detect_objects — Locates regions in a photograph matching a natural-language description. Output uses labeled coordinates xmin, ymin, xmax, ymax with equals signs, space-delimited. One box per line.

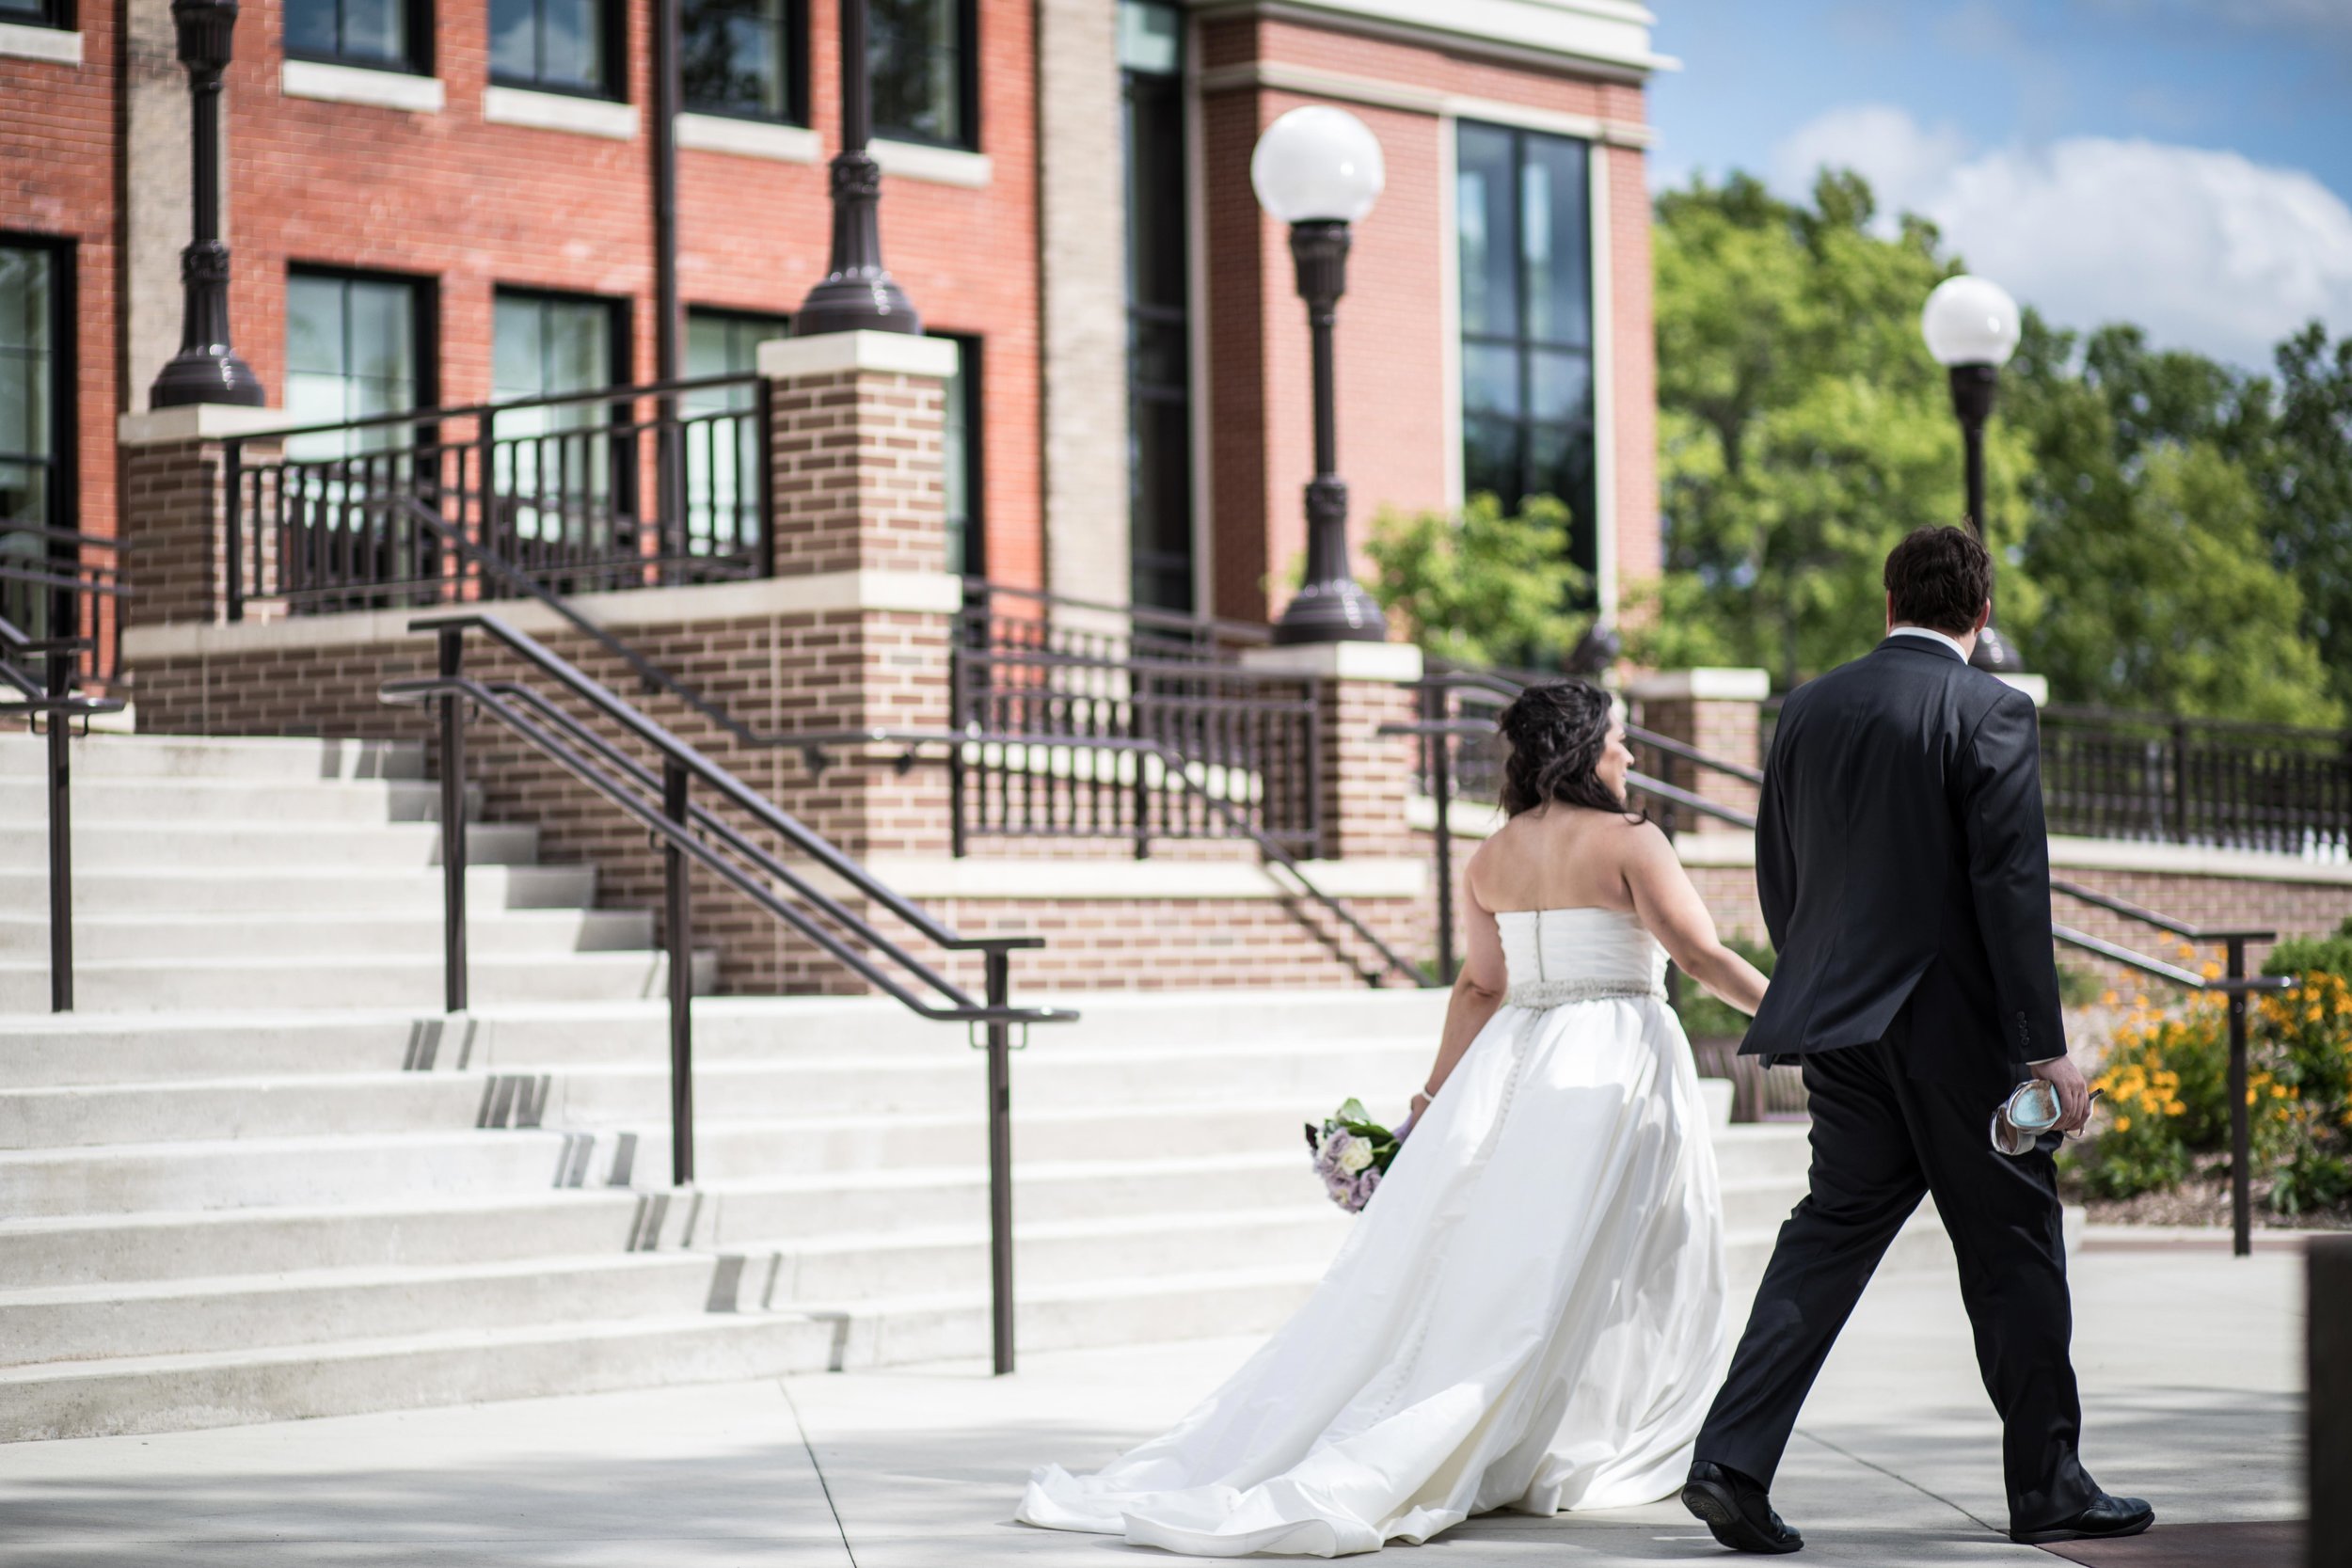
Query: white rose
xmin=1336 ymin=1136 xmax=1375 ymax=1175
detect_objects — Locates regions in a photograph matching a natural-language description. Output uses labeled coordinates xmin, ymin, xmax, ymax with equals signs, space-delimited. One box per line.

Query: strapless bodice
xmin=1495 ymin=907 xmax=1668 ymax=1007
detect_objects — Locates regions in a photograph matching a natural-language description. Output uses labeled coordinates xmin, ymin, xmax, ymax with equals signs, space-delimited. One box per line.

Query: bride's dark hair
xmin=1496 ymin=678 xmax=1634 ymax=818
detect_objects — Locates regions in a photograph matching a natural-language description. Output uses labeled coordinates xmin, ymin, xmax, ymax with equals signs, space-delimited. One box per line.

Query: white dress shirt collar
xmin=1886 ymin=625 xmax=1969 ymax=662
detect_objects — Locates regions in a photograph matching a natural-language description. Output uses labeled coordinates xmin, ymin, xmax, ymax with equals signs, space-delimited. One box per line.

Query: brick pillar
xmin=1240 ymin=641 xmax=1424 ymax=861
xmin=1625 ymin=667 xmax=1768 ymax=832
xmin=756 ymin=331 xmax=962 ymax=861
xmin=115 ymin=404 xmax=290 ymax=628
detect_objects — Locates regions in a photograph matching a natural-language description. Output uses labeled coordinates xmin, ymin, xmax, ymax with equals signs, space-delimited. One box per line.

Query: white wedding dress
xmin=1018 ymin=907 xmax=1728 ymax=1557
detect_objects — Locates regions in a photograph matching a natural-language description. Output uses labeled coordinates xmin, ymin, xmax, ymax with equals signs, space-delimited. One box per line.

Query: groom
xmin=1680 ymin=526 xmax=2153 ymax=1554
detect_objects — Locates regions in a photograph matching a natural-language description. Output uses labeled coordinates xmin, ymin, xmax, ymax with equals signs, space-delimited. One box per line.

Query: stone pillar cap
xmin=118 ymin=404 xmax=293 ymax=446
xmin=758 ymin=331 xmax=959 ymax=381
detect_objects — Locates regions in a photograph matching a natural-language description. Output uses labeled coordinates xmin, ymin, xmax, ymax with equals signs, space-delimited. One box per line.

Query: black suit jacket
xmin=1740 ymin=635 xmax=2067 ymax=1084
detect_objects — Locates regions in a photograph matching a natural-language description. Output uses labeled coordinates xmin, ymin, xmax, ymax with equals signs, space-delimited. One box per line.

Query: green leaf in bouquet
xmin=1334 ymin=1098 xmax=1371 ymax=1126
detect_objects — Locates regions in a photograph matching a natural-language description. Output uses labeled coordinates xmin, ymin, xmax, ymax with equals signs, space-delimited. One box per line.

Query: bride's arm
xmin=1409 ymin=868 xmax=1508 ymax=1123
xmin=1622 ymin=820 xmax=1769 ymax=1016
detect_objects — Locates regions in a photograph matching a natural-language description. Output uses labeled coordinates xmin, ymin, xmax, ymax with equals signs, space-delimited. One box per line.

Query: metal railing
xmin=381 ymin=611 xmax=1074 ymax=1374
xmin=1 ymin=524 xmax=128 ymax=696
xmin=958 ymin=578 xmax=1273 ymax=666
xmin=2038 ymin=705 xmax=2352 ymax=860
xmin=225 ymin=373 xmax=771 ymax=619
xmin=0 ymin=623 xmax=128 ymax=1012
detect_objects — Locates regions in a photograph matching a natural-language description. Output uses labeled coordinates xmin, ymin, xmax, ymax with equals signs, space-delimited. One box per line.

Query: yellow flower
xmin=2115 ymin=1115 xmax=2133 ymax=1132
xmin=2101 ymin=990 xmax=2120 ymax=1007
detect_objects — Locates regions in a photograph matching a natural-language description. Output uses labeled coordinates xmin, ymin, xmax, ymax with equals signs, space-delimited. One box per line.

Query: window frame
xmin=0 ymin=0 xmax=72 ymax=33
xmin=678 ymin=0 xmax=809 ymax=126
xmin=929 ymin=331 xmax=982 ymax=579
xmin=0 ymin=233 xmax=77 ymax=640
xmin=489 ymin=285 xmax=636 ymax=527
xmin=1454 ymin=119 xmax=1599 ymax=579
xmin=1120 ymin=2 xmax=1193 ymax=613
xmin=280 ymin=0 xmax=435 ymax=76
xmin=283 ymin=262 xmax=440 ymax=439
xmin=868 ymin=0 xmax=979 ymax=152
xmin=487 ymin=0 xmax=628 ymax=101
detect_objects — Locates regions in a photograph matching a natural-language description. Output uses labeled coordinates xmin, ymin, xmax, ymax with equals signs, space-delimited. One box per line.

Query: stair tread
xmin=0 ymin=1248 xmax=713 ymax=1309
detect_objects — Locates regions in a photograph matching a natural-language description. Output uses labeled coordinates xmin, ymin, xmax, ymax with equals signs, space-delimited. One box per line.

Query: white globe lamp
xmin=1921 ymin=274 xmax=2025 ymax=673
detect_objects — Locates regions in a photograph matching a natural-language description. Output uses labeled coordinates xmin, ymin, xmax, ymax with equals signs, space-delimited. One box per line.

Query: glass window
xmin=490 ymin=0 xmax=612 ymax=96
xmin=683 ymin=0 xmax=801 ymax=121
xmin=1120 ymin=0 xmax=1191 ymax=612
xmin=284 ymin=270 xmax=425 ymax=462
xmin=935 ymin=334 xmax=979 ymax=578
xmin=0 ymin=243 xmax=59 ymax=637
xmin=492 ymin=291 xmax=622 ymax=542
xmin=682 ymin=309 xmax=787 ymax=563
xmin=1456 ymin=121 xmax=1597 ymax=578
xmin=870 ymin=0 xmax=973 ymax=149
xmin=0 ymin=0 xmax=68 ymax=28
xmin=284 ymin=0 xmax=420 ymax=71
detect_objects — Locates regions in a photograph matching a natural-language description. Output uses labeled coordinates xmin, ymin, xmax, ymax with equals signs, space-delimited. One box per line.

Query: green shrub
xmin=1675 ymin=935 xmax=1775 ymax=1041
xmin=1363 ymin=493 xmax=1591 ymax=669
xmin=2266 ymin=915 xmax=2352 ymax=984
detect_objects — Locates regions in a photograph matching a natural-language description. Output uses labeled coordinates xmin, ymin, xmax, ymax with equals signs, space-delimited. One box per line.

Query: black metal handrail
xmin=1 ymin=526 xmax=129 ymax=695
xmin=1 ymin=628 xmax=128 ymax=1013
xmin=784 ymin=723 xmax=1429 ymax=990
xmin=381 ymin=610 xmax=1073 ymax=1374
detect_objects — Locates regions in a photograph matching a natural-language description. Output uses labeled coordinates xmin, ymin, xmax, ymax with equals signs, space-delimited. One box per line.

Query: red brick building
xmin=2 ymin=0 xmax=1667 ymax=635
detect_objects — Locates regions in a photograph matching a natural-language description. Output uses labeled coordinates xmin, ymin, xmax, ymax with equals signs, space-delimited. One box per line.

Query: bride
xmin=1018 ymin=678 xmax=1772 ymax=1557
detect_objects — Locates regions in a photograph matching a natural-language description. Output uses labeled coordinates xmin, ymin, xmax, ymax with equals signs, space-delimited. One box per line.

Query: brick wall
xmin=769 ymin=370 xmax=951 ymax=577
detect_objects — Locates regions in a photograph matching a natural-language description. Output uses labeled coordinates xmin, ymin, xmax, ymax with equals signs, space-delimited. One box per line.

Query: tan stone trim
xmin=1188 ymin=0 xmax=1674 ymax=81
xmin=1197 ymin=60 xmax=1657 ymax=146
xmin=1563 ymin=825 xmax=2352 ymax=888
xmin=116 ymin=404 xmax=294 ymax=446
xmin=0 ymin=21 xmax=83 ymax=63
xmin=843 ymin=854 xmax=1428 ymax=900
xmin=675 ymin=113 xmax=821 ymax=163
xmin=481 ymin=86 xmax=639 ymax=140
xmin=1626 ymin=667 xmax=1772 ymax=702
xmin=1240 ymin=640 xmax=1424 ymax=683
xmin=122 ymin=571 xmax=962 ymax=660
xmin=757 ymin=330 xmax=960 ymax=381
xmin=871 ymin=137 xmax=994 ymax=188
xmin=281 ymin=59 xmax=446 ymax=114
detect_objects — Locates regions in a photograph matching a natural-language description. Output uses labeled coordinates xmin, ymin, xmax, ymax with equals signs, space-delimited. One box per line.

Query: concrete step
xmin=0 ymin=734 xmax=425 ymax=784
xmin=0 ymin=1310 xmax=844 ymax=1443
xmin=0 ymin=948 xmax=714 ymax=1013
xmin=0 ymin=820 xmax=541 ymax=872
xmin=0 ymin=863 xmax=599 ymax=919
xmin=0 ymin=777 xmax=481 ymax=827
xmin=0 ymin=908 xmax=655 ymax=962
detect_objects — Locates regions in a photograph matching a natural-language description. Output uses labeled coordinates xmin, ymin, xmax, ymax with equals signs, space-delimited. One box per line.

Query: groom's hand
xmin=2028 ymin=1054 xmax=2092 ymax=1132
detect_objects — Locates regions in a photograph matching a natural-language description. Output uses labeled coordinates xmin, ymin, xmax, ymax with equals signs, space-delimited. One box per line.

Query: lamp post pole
xmin=1277 ymin=218 xmax=1385 ymax=643
xmin=1945 ymin=361 xmax=2021 ymax=672
xmin=794 ymin=0 xmax=919 ymax=336
xmin=1922 ymin=275 xmax=2024 ymax=674
xmin=151 ymin=0 xmax=263 ymax=409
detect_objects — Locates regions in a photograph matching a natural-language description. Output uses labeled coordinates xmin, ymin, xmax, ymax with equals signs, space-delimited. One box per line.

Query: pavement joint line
xmin=1792 ymin=1425 xmax=2007 ymax=1537
xmin=780 ymin=1375 xmax=860 ymax=1568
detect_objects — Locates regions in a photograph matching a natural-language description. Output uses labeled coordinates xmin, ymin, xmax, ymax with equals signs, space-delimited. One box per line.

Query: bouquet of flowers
xmin=1305 ymin=1098 xmax=1404 ymax=1213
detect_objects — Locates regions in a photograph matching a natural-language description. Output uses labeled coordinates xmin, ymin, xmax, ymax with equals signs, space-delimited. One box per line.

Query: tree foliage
xmin=1364 ymin=493 xmax=1589 ymax=668
xmin=1640 ymin=169 xmax=2348 ymax=725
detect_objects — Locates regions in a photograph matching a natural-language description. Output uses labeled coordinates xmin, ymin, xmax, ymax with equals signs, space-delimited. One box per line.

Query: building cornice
xmin=1186 ymin=0 xmax=1677 ymax=83
xmin=1197 ymin=59 xmax=1655 ymax=147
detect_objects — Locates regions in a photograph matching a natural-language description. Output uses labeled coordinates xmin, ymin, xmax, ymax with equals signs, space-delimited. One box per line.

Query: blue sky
xmin=1645 ymin=0 xmax=2352 ymax=370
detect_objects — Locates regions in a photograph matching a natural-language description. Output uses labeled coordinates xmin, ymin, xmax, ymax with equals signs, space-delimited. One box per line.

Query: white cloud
xmin=1771 ymin=104 xmax=2352 ymax=368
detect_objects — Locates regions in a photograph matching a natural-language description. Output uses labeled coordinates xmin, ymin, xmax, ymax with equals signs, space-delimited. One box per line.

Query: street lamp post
xmin=1251 ymin=106 xmax=1387 ymax=644
xmin=151 ymin=0 xmax=264 ymax=408
xmin=794 ymin=0 xmax=919 ymax=336
xmin=1921 ymin=274 xmax=2023 ymax=673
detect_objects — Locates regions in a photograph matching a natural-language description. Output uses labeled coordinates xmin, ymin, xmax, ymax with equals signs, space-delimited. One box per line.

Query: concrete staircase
xmin=0 ymin=731 xmax=1951 ymax=1443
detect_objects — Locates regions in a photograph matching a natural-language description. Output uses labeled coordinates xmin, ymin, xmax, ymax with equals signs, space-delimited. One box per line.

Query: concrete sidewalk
xmin=0 ymin=1244 xmax=2304 ymax=1565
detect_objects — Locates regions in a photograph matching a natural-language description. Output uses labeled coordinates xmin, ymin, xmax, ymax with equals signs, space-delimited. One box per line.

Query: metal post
xmin=43 ymin=647 xmax=73 ymax=1014
xmin=664 ymin=759 xmax=696 ymax=1186
xmin=984 ymin=948 xmax=1016 ymax=1374
xmin=151 ymin=0 xmax=264 ymax=408
xmin=2313 ymin=1235 xmax=2352 ymax=1568
xmin=224 ymin=440 xmax=246 ymax=621
xmin=2227 ymin=937 xmax=2251 ymax=1258
xmin=651 ymin=0 xmax=684 ymax=573
xmin=793 ymin=0 xmax=921 ymax=336
xmin=1274 ymin=221 xmax=1384 ymax=645
xmin=1945 ymin=362 xmax=2019 ymax=674
xmin=1424 ymin=684 xmax=1455 ymax=986
xmin=437 ymin=626 xmax=469 ymax=1014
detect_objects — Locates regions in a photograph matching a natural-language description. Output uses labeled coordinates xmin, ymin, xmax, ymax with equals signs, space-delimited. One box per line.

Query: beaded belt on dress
xmin=1505 ymin=976 xmax=1667 ymax=1009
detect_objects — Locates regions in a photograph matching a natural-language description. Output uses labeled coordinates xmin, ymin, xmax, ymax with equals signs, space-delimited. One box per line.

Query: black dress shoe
xmin=1681 ymin=1461 xmax=1804 ymax=1554
xmin=2010 ymin=1493 xmax=2154 ymax=1544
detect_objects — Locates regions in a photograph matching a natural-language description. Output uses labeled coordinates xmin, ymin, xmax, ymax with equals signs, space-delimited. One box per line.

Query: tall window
xmin=683 ymin=309 xmax=787 ymax=562
xmin=683 ymin=0 xmax=803 ymax=121
xmin=489 ymin=0 xmax=615 ymax=96
xmin=284 ymin=269 xmax=428 ymax=462
xmin=284 ymin=0 xmax=427 ymax=72
xmin=934 ymin=334 xmax=980 ymax=577
xmin=0 ymin=242 xmax=64 ymax=637
xmin=492 ymin=291 xmax=624 ymax=542
xmin=870 ymin=0 xmax=974 ymax=149
xmin=0 ymin=0 xmax=69 ymax=28
xmin=1120 ymin=0 xmax=1190 ymax=611
xmin=1456 ymin=121 xmax=1597 ymax=576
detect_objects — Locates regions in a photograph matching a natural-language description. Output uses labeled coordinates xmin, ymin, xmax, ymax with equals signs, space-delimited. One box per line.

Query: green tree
xmin=2249 ymin=325 xmax=2352 ymax=709
xmin=1363 ymin=492 xmax=1589 ymax=667
xmin=1637 ymin=171 xmax=2036 ymax=689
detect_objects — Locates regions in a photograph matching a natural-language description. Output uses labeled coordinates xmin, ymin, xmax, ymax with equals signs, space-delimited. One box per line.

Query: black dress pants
xmin=1692 ymin=1036 xmax=2099 ymax=1531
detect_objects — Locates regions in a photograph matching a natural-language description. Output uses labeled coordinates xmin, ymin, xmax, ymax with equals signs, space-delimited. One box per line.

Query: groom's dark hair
xmin=1883 ymin=525 xmax=1993 ymax=636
